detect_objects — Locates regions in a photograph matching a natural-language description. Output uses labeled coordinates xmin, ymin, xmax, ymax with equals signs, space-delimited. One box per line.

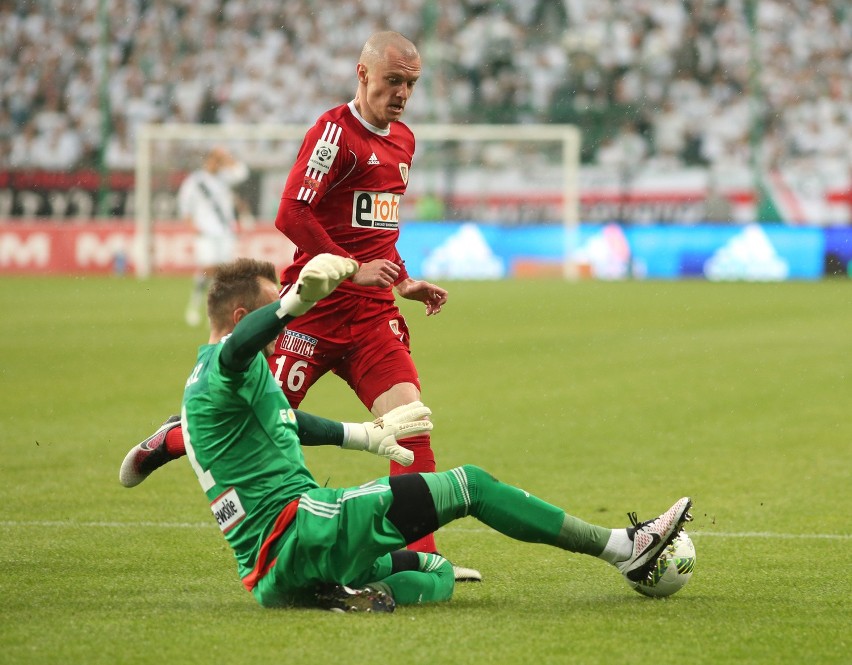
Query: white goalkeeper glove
xmin=277 ymin=254 xmax=359 ymax=318
xmin=341 ymin=401 xmax=433 ymax=467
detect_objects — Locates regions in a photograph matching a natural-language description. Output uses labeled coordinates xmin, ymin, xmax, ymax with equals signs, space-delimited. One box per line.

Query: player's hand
xmin=279 ymin=254 xmax=359 ymax=317
xmin=351 ymin=259 xmax=400 ymax=288
xmin=395 ymin=278 xmax=448 ymax=315
xmin=298 ymin=253 xmax=359 ymax=302
xmin=341 ymin=401 xmax=433 ymax=466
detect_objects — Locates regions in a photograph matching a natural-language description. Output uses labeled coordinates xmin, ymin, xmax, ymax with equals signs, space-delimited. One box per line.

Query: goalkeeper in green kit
xmin=173 ymin=253 xmax=692 ymax=612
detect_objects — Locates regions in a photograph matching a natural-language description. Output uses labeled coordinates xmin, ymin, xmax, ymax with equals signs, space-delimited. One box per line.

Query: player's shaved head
xmin=204 ymin=146 xmax=234 ymax=172
xmin=359 ymin=31 xmax=419 ymax=65
xmin=354 ymin=31 xmax=420 ymax=128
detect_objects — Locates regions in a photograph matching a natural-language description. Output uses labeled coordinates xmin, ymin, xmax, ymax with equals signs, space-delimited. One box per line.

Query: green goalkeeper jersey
xmin=181 ymin=306 xmax=321 ymax=581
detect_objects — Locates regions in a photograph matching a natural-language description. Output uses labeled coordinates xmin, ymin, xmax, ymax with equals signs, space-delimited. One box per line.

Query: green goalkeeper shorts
xmin=251 ymin=477 xmax=407 ymax=608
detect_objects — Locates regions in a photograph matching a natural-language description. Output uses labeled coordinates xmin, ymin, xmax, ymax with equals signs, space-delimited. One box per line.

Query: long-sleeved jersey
xmin=181 ymin=302 xmax=342 ymax=584
xmin=276 ymin=101 xmax=414 ymax=301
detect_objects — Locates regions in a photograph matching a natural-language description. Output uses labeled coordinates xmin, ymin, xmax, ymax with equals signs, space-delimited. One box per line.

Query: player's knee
xmin=387 ymin=474 xmax=440 ymax=543
xmin=457 ymin=464 xmax=497 ymax=513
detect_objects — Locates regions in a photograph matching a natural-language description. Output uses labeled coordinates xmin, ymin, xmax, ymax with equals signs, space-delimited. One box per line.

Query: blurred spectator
xmin=30 ymin=117 xmax=83 ymax=170
xmin=652 ymin=100 xmax=688 ymax=159
xmin=0 ymin=106 xmax=14 ymax=143
xmin=599 ymin=121 xmax=649 ymax=172
xmin=0 ymin=0 xmax=847 ymax=181
xmin=103 ymin=116 xmax=136 ymax=171
xmin=9 ymin=121 xmax=39 ymax=169
xmin=4 ymin=67 xmax=38 ymax=128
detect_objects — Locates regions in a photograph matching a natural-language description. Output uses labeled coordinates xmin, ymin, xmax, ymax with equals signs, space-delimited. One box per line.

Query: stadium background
xmin=3 ymin=4 xmax=850 ymax=661
xmin=0 ymin=0 xmax=850 ymax=278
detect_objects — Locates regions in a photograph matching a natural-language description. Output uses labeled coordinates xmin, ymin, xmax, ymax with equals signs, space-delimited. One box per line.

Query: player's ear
xmin=233 ymin=307 xmax=249 ymax=325
xmin=356 ymin=63 xmax=368 ymax=83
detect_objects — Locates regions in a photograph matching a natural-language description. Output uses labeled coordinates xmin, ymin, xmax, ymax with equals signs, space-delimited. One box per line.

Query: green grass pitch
xmin=2 ymin=275 xmax=850 ymax=664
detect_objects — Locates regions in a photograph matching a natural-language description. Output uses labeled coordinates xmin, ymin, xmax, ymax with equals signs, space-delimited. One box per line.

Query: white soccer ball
xmin=628 ymin=530 xmax=696 ymax=598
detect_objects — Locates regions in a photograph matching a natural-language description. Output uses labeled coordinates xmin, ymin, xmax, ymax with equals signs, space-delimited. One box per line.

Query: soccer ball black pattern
xmin=628 ymin=531 xmax=696 ymax=598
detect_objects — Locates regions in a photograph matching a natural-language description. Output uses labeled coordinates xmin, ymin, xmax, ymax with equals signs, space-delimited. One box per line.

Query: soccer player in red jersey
xmin=269 ymin=32 xmax=449 ymax=551
xmin=119 ymin=32 xmax=479 ymax=581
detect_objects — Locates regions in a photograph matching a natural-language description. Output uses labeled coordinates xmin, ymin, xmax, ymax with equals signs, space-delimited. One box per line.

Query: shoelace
xmin=627 ymin=511 xmax=652 ymax=529
xmin=628 ymin=507 xmax=694 ymax=533
xmin=628 ymin=511 xmax=639 ymax=527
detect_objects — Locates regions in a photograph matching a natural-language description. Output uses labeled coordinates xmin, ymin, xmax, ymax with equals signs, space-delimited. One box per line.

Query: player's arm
xmin=275 ymin=198 xmax=349 ymax=257
xmin=395 ymin=277 xmax=448 ymax=316
xmin=220 ymin=255 xmax=359 ymax=372
xmin=276 ymin=199 xmax=402 ymax=287
xmin=294 ymin=403 xmax=433 ymax=466
xmin=219 ymin=300 xmax=296 ymax=372
xmin=274 ymin=121 xmax=353 ymax=257
xmin=176 ymin=179 xmax=195 ymax=227
xmin=390 ymin=247 xmax=410 ymax=284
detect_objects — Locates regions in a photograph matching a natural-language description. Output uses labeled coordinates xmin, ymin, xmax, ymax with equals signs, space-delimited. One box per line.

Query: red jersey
xmin=278 ymin=102 xmax=414 ymax=300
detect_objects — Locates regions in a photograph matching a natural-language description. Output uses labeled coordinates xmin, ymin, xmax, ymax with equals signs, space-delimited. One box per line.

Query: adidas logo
xmin=367 ymin=153 xmax=380 ymax=165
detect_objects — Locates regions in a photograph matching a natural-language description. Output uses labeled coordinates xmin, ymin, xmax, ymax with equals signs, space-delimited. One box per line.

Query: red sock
xmin=390 ymin=433 xmax=437 ymax=553
xmin=165 ymin=425 xmax=186 ymax=457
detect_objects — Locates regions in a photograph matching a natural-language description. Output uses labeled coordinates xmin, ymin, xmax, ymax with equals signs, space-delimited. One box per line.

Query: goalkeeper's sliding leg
xmin=344 ymin=468 xmax=691 ymax=605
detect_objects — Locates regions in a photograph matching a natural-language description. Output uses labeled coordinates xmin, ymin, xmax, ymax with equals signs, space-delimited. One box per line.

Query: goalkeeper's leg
xmin=410 ymin=467 xmax=693 ymax=584
xmin=355 ymin=550 xmax=455 ymax=605
xmin=386 ymin=467 xmax=620 ymax=559
xmin=119 ymin=416 xmax=186 ymax=488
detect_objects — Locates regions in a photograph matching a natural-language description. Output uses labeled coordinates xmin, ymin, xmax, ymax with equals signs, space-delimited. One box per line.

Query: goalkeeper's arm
xmin=219 ymin=254 xmax=359 ymax=372
xmin=293 ymin=403 xmax=433 ymax=467
xmin=218 ymin=299 xmax=297 ymax=372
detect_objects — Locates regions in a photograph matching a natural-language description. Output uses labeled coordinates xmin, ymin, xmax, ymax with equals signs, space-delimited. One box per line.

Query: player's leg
xmin=371 ymin=380 xmax=433 ymax=475
xmin=118 ymin=321 xmax=340 ymax=487
xmin=254 ymin=482 xmax=411 ymax=611
xmin=338 ymin=307 xmax=437 ymax=550
xmin=385 ymin=468 xmax=692 ymax=582
xmin=341 ymin=305 xmax=481 ymax=579
xmin=269 ymin=290 xmax=354 ymax=407
xmin=340 ymin=303 xmax=430 ymax=476
xmin=362 ymin=378 xmax=438 ymax=554
xmin=420 ymin=467 xmax=611 ymax=553
xmin=186 ymin=270 xmax=209 ymax=327
xmin=358 ymin=550 xmax=455 ymax=605
xmin=118 ymin=415 xmax=184 ymax=487
xmin=303 ymin=483 xmax=453 ymax=608
xmin=266 ymin=337 xmax=333 ymax=409
xmin=186 ymin=236 xmax=217 ymax=326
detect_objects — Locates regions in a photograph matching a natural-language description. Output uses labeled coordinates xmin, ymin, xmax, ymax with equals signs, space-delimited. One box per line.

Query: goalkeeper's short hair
xmin=207 ymin=258 xmax=278 ymax=324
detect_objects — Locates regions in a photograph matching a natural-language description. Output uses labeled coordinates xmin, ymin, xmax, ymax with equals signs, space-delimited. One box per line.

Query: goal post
xmin=134 ymin=122 xmax=312 ymax=278
xmin=134 ymin=122 xmax=581 ymax=279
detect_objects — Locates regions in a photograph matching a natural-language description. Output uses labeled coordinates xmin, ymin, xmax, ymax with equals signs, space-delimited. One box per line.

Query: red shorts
xmin=267 ymin=289 xmax=419 ymax=410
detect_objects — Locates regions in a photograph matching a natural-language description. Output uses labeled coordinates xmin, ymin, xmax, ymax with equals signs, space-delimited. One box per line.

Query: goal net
xmin=134 ymin=123 xmax=581 ymax=278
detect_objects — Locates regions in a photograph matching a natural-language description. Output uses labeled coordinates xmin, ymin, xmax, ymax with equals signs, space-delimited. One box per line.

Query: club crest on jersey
xmin=399 ymin=163 xmax=409 ymax=185
xmin=308 ymin=139 xmax=339 ymax=174
xmin=352 ymin=191 xmax=401 ymax=229
xmin=389 ymin=319 xmax=405 ymax=342
xmin=280 ymin=330 xmax=318 ymax=358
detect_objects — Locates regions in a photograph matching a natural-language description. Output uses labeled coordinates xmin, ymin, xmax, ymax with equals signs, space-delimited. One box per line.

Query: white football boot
xmin=616 ymin=497 xmax=693 ymax=583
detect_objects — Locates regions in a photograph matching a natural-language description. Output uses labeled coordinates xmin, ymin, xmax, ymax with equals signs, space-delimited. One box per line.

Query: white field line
xmin=1 ymin=520 xmax=850 ymax=540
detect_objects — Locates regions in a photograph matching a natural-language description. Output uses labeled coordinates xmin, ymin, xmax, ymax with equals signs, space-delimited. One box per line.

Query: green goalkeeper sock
xmin=423 ymin=465 xmax=610 ymax=557
xmin=374 ymin=553 xmax=454 ymax=605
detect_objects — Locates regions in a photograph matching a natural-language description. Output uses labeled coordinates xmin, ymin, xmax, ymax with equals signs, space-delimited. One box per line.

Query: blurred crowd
xmin=1 ymin=0 xmax=850 ymax=174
